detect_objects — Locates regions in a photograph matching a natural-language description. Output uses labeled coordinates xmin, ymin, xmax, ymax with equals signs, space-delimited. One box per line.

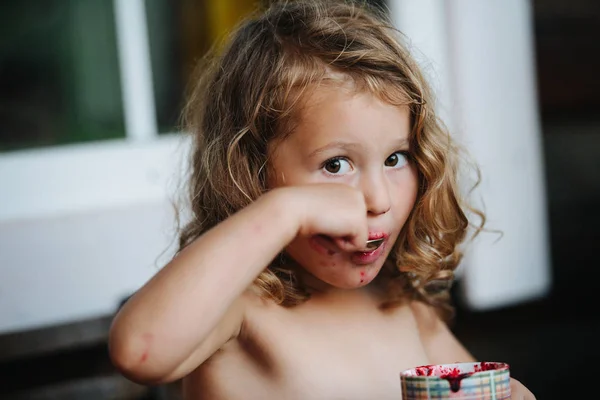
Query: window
xmin=0 ymin=0 xmax=262 ymax=334
xmin=0 ymin=0 xmax=259 ymax=222
xmin=0 ymin=0 xmax=125 ymax=152
xmin=1 ymin=0 xmax=388 ymax=152
xmin=145 ymin=0 xmax=258 ymax=134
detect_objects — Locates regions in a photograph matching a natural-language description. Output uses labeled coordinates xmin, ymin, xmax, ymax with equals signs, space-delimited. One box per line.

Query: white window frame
xmin=0 ymin=0 xmax=184 ymax=224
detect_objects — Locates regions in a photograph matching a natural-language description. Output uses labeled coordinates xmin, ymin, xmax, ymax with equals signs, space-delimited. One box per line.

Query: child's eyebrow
xmin=308 ymin=138 xmax=410 ymax=158
xmin=391 ymin=138 xmax=410 ymax=148
xmin=308 ymin=141 xmax=361 ymax=158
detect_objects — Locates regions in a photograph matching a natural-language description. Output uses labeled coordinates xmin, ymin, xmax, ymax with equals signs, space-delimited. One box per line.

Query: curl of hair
xmin=178 ymin=0 xmax=484 ymax=321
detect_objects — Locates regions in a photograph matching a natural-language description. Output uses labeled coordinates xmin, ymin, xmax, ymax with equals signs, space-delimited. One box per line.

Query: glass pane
xmin=146 ymin=0 xmax=258 ymax=134
xmin=0 ymin=0 xmax=125 ymax=152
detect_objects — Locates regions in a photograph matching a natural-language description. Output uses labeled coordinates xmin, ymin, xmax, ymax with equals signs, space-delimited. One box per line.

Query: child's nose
xmin=360 ymin=173 xmax=391 ymax=215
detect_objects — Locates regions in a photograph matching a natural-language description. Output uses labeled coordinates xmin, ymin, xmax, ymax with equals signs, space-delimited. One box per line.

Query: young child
xmin=109 ymin=1 xmax=535 ymax=398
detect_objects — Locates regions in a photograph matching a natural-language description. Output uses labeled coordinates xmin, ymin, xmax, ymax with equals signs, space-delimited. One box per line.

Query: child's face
xmin=270 ymin=86 xmax=418 ymax=291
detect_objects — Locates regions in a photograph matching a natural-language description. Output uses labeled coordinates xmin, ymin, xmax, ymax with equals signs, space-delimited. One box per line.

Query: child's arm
xmin=109 ymin=184 xmax=368 ymax=384
xmin=109 ymin=189 xmax=297 ymax=384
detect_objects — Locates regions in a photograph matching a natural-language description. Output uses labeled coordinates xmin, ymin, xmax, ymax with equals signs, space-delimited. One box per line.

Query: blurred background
xmin=0 ymin=0 xmax=598 ymax=399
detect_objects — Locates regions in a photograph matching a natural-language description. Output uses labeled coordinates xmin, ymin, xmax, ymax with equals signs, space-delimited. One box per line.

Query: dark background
xmin=454 ymin=1 xmax=600 ymax=398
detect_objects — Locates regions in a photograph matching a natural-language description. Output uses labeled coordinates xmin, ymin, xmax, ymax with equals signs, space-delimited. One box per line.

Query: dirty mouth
xmin=364 ymin=238 xmax=384 ymax=251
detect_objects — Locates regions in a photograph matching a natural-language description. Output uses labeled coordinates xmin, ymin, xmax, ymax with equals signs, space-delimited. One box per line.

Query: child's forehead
xmin=295 ymin=80 xmax=410 ymax=120
xmin=267 ymin=67 xmax=414 ymax=147
xmin=267 ymin=86 xmax=411 ymax=149
xmin=288 ymin=88 xmax=411 ymax=144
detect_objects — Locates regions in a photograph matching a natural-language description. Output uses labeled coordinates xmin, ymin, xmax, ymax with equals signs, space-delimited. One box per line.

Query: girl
xmin=109 ymin=1 xmax=535 ymax=398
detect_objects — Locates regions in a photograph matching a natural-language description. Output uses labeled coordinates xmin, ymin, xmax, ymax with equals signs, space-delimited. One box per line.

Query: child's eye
xmin=322 ymin=157 xmax=352 ymax=175
xmin=385 ymin=151 xmax=409 ymax=168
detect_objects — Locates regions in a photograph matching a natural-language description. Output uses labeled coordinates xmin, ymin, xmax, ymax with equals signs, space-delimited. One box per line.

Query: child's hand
xmin=510 ymin=378 xmax=536 ymax=399
xmin=283 ymin=184 xmax=369 ymax=252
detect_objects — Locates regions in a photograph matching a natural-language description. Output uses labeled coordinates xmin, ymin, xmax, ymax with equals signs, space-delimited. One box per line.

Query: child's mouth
xmin=309 ymin=233 xmax=388 ymax=263
xmin=365 ymin=238 xmax=385 ymax=251
xmin=351 ymin=239 xmax=386 ymax=265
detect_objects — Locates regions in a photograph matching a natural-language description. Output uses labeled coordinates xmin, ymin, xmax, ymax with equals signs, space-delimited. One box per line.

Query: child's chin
xmin=333 ymin=281 xmax=365 ymax=290
xmin=326 ymin=270 xmax=380 ymax=289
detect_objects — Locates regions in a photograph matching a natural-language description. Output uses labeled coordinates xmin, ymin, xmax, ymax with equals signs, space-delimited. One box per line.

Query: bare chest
xmin=267 ymin=305 xmax=429 ymax=399
xmin=188 ymin=303 xmax=430 ymax=400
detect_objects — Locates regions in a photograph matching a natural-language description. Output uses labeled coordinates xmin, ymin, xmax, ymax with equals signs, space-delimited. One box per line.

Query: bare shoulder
xmin=409 ymin=301 xmax=444 ymax=336
xmin=236 ymin=289 xmax=289 ymax=345
xmin=160 ymin=290 xmax=263 ymax=383
xmin=181 ymin=292 xmax=285 ymax=399
xmin=409 ymin=300 xmax=475 ymax=364
xmin=226 ymin=289 xmax=273 ymax=340
xmin=201 ymin=289 xmax=278 ymax=356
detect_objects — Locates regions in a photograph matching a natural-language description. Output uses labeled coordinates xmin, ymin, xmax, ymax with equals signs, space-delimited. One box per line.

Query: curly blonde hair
xmin=178 ymin=0 xmax=483 ymax=320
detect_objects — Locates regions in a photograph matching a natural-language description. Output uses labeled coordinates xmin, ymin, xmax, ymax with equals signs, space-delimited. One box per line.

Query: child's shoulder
xmin=409 ymin=300 xmax=445 ymax=333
